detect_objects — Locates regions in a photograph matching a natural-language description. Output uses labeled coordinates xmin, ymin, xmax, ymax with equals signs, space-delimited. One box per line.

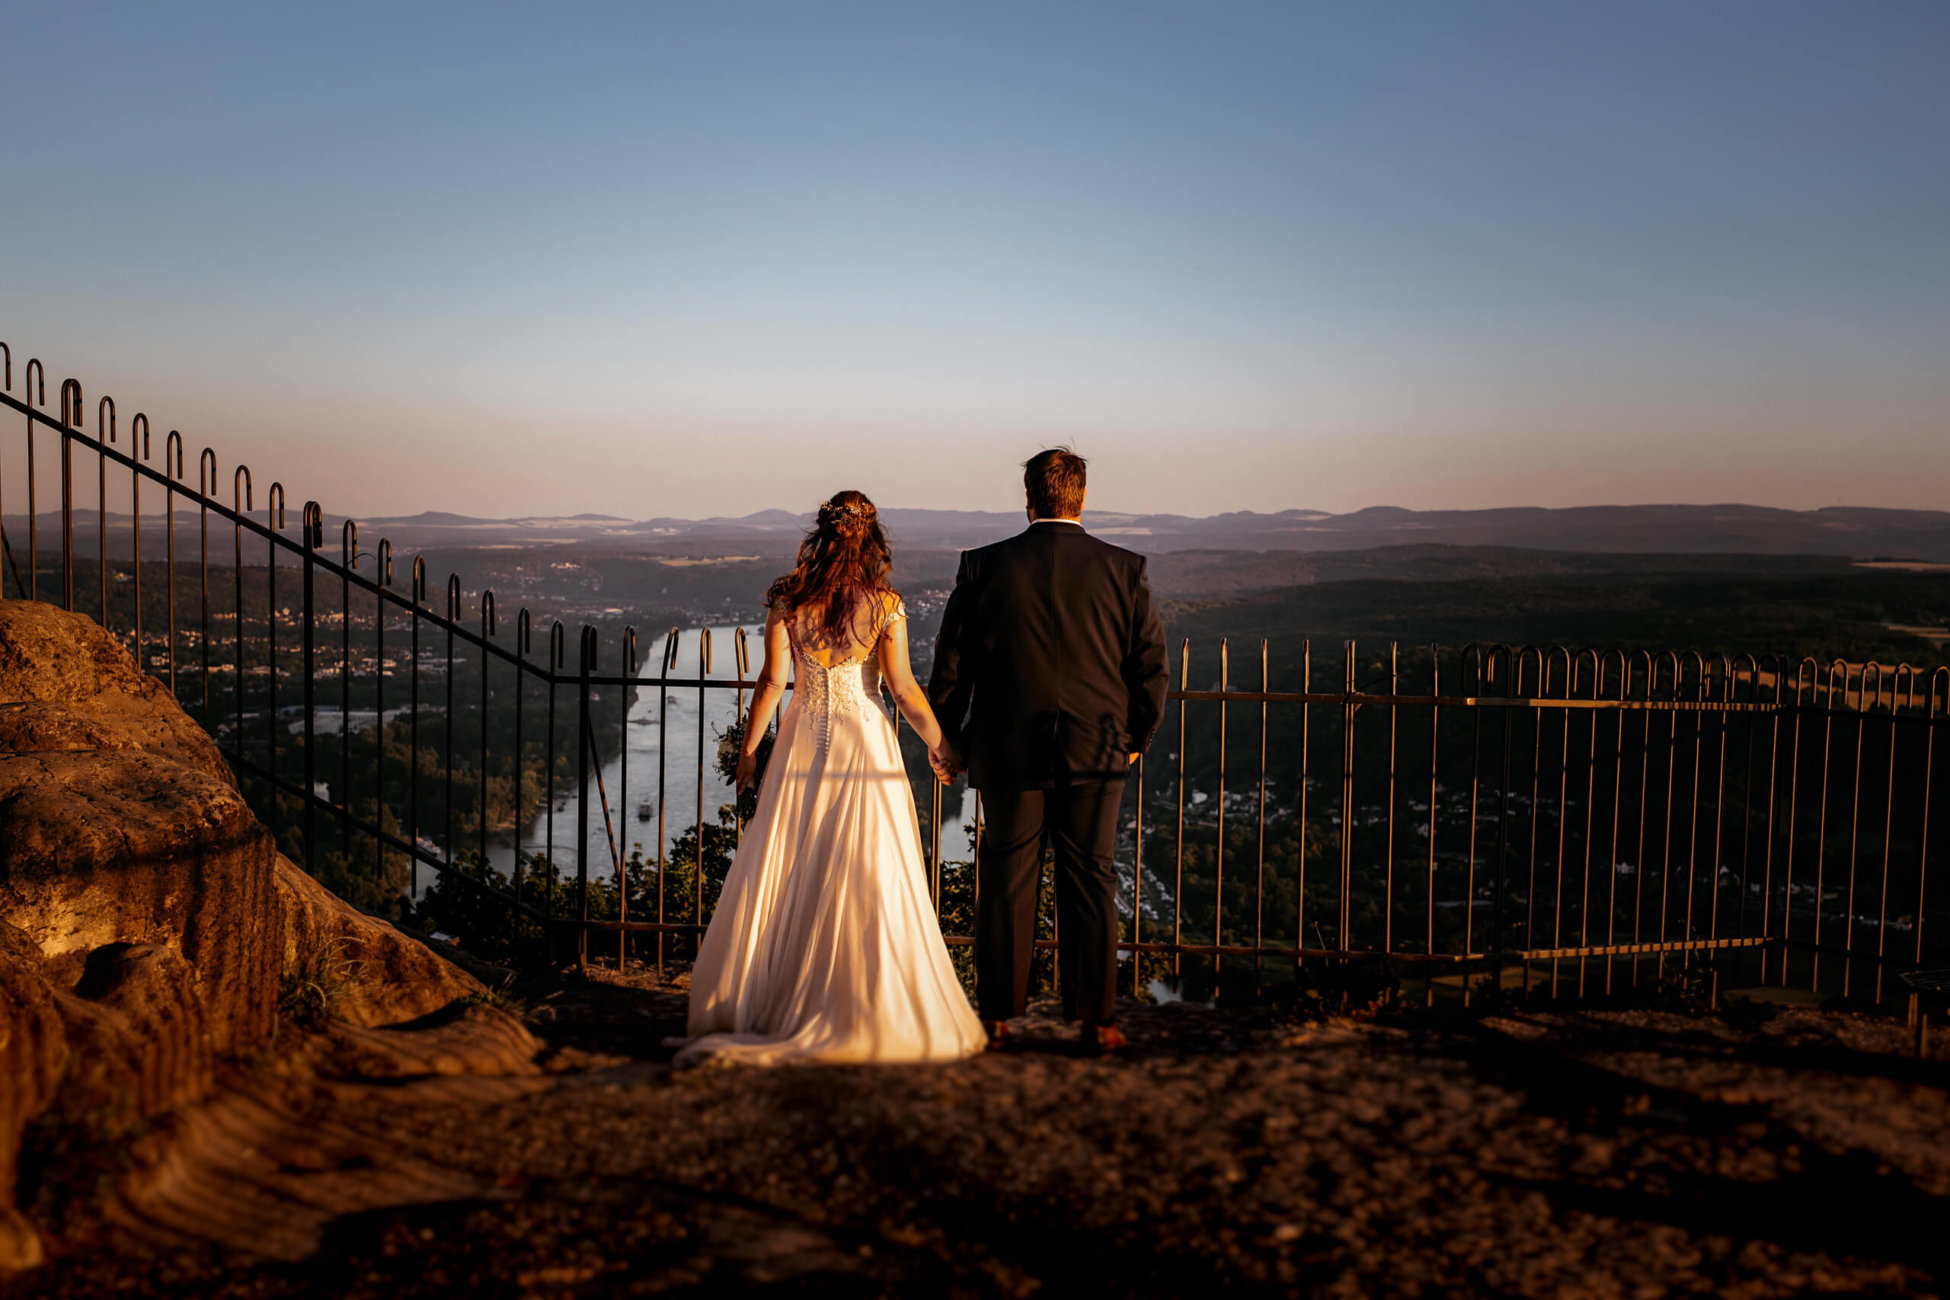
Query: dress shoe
xmin=982 ymin=1020 xmax=1011 ymax=1052
xmin=1083 ymin=1022 xmax=1127 ymax=1056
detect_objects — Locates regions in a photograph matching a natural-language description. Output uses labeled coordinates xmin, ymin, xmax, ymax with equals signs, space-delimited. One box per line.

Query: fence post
xmin=576 ymin=626 xmax=593 ymax=972
xmin=409 ymin=558 xmax=426 ymax=901
xmin=303 ymin=502 xmax=321 ymax=876
xmin=97 ymin=397 xmax=115 ymax=622
xmin=1340 ymin=640 xmax=1356 ymax=952
xmin=22 ymin=358 xmax=45 ymax=601
xmin=59 ymin=379 xmax=79 ymax=611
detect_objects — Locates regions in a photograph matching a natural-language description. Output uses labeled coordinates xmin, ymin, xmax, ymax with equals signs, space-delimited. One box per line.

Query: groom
xmin=928 ymin=448 xmax=1168 ymax=1055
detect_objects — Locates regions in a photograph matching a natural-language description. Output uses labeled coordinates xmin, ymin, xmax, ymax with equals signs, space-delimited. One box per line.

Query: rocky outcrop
xmin=0 ymin=921 xmax=64 ymax=1268
xmin=273 ymin=857 xmax=485 ymax=1031
xmin=0 ymin=600 xmax=525 ymax=1271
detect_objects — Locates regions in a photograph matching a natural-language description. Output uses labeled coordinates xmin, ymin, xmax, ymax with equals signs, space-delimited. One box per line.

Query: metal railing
xmin=1138 ymin=640 xmax=1944 ymax=1006
xmin=4 ymin=342 xmax=1946 ymax=1008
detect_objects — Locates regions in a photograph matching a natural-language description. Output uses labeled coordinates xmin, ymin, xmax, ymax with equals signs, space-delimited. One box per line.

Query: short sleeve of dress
xmin=879 ymin=593 xmax=908 ymax=635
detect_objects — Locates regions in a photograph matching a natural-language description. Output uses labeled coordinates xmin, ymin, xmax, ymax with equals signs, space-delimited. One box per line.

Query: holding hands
xmin=928 ymin=741 xmax=962 ymax=785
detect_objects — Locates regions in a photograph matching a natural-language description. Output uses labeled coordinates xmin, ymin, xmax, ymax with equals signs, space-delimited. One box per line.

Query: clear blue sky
xmin=4 ymin=1 xmax=1946 ymax=519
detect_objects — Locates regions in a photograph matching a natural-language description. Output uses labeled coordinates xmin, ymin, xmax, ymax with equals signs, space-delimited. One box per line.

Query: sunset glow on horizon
xmin=3 ymin=1 xmax=1945 ymax=522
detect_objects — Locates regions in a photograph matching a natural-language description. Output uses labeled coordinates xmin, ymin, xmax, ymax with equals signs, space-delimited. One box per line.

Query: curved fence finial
xmin=1861 ymin=661 xmax=1889 ymax=712
xmin=1826 ymin=658 xmax=1849 ymax=710
xmin=1706 ymin=652 xmax=1732 ymax=701
xmin=1598 ymin=647 xmax=1626 ymax=699
xmin=1652 ymin=649 xmax=1680 ymax=698
xmin=1730 ymin=651 xmax=1758 ymax=703
xmin=1571 ymin=646 xmax=1599 ymax=697
xmin=1542 ymin=645 xmax=1571 ymax=697
xmin=1513 ymin=645 xmax=1543 ymax=695
xmin=1789 ymin=656 xmax=1818 ymax=703
xmin=1677 ymin=649 xmax=1705 ymax=700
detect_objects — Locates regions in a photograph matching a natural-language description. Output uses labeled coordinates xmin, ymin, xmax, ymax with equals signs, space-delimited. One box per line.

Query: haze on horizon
xmin=3 ymin=1 xmax=1945 ymax=523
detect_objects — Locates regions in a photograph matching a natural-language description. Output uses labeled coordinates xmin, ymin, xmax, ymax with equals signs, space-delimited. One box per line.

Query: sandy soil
xmin=17 ymin=966 xmax=1950 ymax=1299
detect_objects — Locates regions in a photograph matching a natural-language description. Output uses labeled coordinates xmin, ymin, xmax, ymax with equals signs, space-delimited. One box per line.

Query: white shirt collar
xmin=1028 ymin=517 xmax=1084 ymax=527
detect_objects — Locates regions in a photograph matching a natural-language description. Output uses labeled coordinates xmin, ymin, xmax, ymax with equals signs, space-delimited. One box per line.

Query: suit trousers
xmin=975 ymin=780 xmax=1125 ymax=1024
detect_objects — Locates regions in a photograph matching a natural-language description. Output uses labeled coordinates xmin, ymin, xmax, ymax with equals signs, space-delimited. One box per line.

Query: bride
xmin=672 ymin=490 xmax=987 ymax=1065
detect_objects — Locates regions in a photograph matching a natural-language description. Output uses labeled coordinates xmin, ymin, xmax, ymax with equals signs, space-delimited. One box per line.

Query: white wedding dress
xmin=673 ymin=599 xmax=986 ymax=1066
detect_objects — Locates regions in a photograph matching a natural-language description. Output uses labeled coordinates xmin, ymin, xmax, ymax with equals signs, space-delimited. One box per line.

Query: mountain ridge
xmin=15 ymin=502 xmax=1950 ymax=562
xmin=273 ymin=502 xmax=1950 ymax=561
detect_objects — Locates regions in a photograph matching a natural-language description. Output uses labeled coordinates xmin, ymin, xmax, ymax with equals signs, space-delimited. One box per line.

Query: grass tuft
xmin=278 ymin=933 xmax=362 ymax=1028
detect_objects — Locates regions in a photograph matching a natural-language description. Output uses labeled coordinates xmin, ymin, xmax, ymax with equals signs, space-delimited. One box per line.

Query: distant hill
xmin=15 ymin=502 xmax=1950 ymax=563
xmin=1158 ymin=568 xmax=1950 ymax=674
xmin=354 ymin=501 xmax=1950 ymax=560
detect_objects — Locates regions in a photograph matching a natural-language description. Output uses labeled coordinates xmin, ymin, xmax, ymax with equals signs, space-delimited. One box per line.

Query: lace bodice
xmin=786 ymin=597 xmax=906 ymax=752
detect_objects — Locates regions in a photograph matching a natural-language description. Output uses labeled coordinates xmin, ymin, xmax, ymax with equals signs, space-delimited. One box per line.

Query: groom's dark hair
xmin=1024 ymin=447 xmax=1087 ymax=519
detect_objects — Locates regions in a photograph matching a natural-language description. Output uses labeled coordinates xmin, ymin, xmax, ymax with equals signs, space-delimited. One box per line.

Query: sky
xmin=2 ymin=1 xmax=1946 ymax=521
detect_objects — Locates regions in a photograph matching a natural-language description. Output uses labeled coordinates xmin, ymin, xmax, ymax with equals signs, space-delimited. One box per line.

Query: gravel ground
xmin=18 ymin=965 xmax=1950 ymax=1299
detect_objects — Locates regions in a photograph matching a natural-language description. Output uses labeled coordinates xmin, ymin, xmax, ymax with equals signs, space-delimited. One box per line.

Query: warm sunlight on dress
xmin=674 ymin=599 xmax=985 ymax=1065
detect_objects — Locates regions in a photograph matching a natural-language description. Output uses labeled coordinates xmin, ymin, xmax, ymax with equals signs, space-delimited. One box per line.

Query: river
xmin=474 ymin=623 xmax=976 ymax=884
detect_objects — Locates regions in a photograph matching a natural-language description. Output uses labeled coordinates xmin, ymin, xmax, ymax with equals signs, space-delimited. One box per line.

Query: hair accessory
xmin=820 ymin=498 xmax=870 ymax=524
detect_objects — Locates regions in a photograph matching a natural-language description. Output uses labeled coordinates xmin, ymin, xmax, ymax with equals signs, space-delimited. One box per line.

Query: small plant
xmin=715 ymin=714 xmax=775 ymax=822
xmin=1638 ymin=959 xmax=1719 ymax=1013
xmin=278 ymin=932 xmax=361 ymax=1028
xmin=466 ymin=972 xmax=532 ymax=1018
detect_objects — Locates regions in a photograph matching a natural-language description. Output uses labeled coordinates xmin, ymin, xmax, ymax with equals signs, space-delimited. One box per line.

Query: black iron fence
xmin=3 ymin=343 xmax=1946 ymax=1010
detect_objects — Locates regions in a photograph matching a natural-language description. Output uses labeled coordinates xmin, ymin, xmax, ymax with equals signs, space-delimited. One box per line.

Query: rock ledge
xmin=0 ymin=600 xmax=530 ymax=1271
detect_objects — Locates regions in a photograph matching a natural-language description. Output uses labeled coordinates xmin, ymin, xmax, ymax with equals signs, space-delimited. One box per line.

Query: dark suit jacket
xmin=928 ymin=522 xmax=1168 ymax=791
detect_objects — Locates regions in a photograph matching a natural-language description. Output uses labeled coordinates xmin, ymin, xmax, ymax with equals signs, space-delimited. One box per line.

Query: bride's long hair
xmin=765 ymin=490 xmax=894 ymax=650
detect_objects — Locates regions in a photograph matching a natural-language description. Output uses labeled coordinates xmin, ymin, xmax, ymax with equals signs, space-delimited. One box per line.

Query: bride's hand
xmin=736 ymin=749 xmax=758 ymax=793
xmin=928 ymin=743 xmax=961 ymax=785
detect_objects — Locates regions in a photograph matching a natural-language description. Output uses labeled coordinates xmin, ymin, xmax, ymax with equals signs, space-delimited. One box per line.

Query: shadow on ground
xmin=18 ymin=962 xmax=1950 ymax=1298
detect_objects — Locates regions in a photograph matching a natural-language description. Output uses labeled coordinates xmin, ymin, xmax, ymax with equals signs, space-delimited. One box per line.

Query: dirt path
xmin=19 ymin=969 xmax=1950 ymax=1298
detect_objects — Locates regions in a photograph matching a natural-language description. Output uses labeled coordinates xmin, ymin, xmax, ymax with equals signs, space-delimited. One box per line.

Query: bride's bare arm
xmin=875 ymin=601 xmax=950 ymax=761
xmin=736 ymin=609 xmax=792 ymax=792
